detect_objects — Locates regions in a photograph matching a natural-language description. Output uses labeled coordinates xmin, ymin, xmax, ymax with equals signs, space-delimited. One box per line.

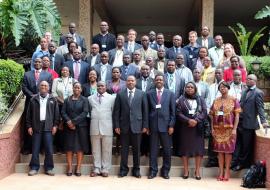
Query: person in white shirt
xmin=229 ymin=69 xmax=247 ymax=101
xmin=85 ymin=44 xmax=100 ymax=67
xmin=124 ymin=29 xmax=142 ymax=53
xmin=208 ymin=35 xmax=224 ymax=67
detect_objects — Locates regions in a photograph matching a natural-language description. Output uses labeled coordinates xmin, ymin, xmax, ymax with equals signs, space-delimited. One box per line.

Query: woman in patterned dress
xmin=210 ymin=81 xmax=241 ymax=181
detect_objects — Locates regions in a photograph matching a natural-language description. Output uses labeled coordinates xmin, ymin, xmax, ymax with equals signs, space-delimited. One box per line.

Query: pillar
xmin=201 ymin=0 xmax=214 ymax=36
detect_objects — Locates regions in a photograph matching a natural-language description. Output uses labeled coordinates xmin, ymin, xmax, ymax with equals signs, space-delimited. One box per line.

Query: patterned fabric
xmin=210 ymin=96 xmax=241 ymax=153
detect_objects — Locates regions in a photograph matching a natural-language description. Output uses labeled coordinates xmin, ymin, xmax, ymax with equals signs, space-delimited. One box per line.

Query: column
xmin=201 ymin=0 xmax=214 ymax=36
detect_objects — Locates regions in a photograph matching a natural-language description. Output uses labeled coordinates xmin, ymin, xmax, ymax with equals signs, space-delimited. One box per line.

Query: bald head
xmin=247 ymin=74 xmax=257 ymax=87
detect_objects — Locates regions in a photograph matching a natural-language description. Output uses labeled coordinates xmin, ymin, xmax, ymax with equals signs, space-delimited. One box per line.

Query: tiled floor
xmin=0 ymin=173 xmax=267 ymax=190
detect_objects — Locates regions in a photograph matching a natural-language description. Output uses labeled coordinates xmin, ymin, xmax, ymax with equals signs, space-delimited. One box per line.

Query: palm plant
xmin=228 ymin=23 xmax=267 ymax=56
xmin=0 ymin=0 xmax=61 ymax=58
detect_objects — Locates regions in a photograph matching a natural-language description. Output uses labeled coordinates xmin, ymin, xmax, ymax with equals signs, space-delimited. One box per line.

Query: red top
xmin=48 ymin=68 xmax=59 ymax=80
xmin=223 ymin=67 xmax=247 ymax=83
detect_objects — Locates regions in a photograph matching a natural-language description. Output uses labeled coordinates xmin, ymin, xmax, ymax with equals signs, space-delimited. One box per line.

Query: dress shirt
xmin=149 ymin=68 xmax=155 ymax=79
xmin=229 ymin=82 xmax=244 ymax=101
xmin=39 ymin=94 xmax=49 ymax=121
xmin=141 ymin=77 xmax=148 ymax=92
xmin=91 ymin=54 xmax=98 ymax=67
xmin=195 ymin=81 xmax=202 ymax=96
xmin=167 ymin=72 xmax=176 ymax=93
xmin=156 ymin=87 xmax=164 ymax=97
xmin=113 ymin=49 xmax=124 ymax=67
xmin=49 ymin=54 xmax=55 ymax=70
xmin=176 ymin=65 xmax=193 ymax=84
xmin=127 ymin=41 xmax=135 ymax=52
xmin=208 ymin=46 xmax=224 ymax=67
xmin=207 ymin=81 xmax=223 ymax=112
xmin=202 ymin=38 xmax=209 ymax=49
xmin=100 ymin=63 xmax=108 ymax=82
xmin=195 ymin=58 xmax=204 ymax=72
xmin=127 ymin=88 xmax=136 ymax=97
xmin=156 ymin=59 xmax=165 ymax=73
xmin=73 ymin=60 xmax=81 ymax=80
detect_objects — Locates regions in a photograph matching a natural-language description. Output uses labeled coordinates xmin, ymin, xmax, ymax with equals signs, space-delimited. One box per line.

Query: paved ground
xmin=0 ymin=173 xmax=266 ymax=190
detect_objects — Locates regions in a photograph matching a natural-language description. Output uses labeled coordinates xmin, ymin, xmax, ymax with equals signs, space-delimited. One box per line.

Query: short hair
xmin=128 ymin=28 xmax=137 ymax=36
xmin=199 ymin=46 xmax=209 ymax=55
xmin=73 ymin=81 xmax=81 ymax=88
xmin=230 ymin=55 xmax=240 ymax=62
xmin=189 ymin=31 xmax=197 ymax=37
xmin=112 ymin=66 xmax=122 ymax=73
xmin=67 ymin=41 xmax=78 ymax=50
xmin=154 ymin=73 xmax=164 ymax=80
xmin=218 ymin=81 xmax=230 ymax=90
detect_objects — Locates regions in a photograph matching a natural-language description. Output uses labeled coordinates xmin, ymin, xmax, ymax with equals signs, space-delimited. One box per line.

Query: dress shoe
xmin=75 ymin=170 xmax=81 ymax=177
xmin=195 ymin=176 xmax=201 ymax=180
xmin=182 ymin=172 xmax=189 ymax=179
xmin=148 ymin=173 xmax=156 ymax=179
xmin=101 ymin=172 xmax=109 ymax=177
xmin=161 ymin=174 xmax=170 ymax=179
xmin=66 ymin=172 xmax=72 ymax=176
xmin=118 ymin=172 xmax=127 ymax=178
xmin=28 ymin=170 xmax=38 ymax=176
xmin=90 ymin=172 xmax=99 ymax=177
xmin=45 ymin=170 xmax=55 ymax=176
xmin=232 ymin=165 xmax=243 ymax=171
xmin=132 ymin=172 xmax=141 ymax=178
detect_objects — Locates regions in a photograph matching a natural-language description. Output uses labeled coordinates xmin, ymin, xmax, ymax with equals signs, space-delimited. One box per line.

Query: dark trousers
xmin=233 ymin=127 xmax=255 ymax=167
xmin=120 ymin=131 xmax=141 ymax=174
xmin=149 ymin=132 xmax=172 ymax=175
xmin=29 ymin=128 xmax=54 ymax=171
xmin=141 ymin=133 xmax=150 ymax=156
xmin=21 ymin=102 xmax=32 ymax=153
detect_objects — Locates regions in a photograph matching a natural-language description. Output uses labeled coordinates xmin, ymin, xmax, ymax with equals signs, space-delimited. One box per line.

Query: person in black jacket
xmin=27 ymin=81 xmax=60 ymax=176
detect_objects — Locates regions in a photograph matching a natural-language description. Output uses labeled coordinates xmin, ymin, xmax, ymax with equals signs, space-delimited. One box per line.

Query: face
xmin=199 ymin=48 xmax=208 ymax=58
xmin=42 ymin=57 xmax=50 ymax=68
xmin=167 ymin=61 xmax=176 ymax=73
xmin=189 ymin=33 xmax=197 ymax=43
xmin=193 ymin=69 xmax=201 ymax=81
xmin=215 ymin=36 xmax=223 ymax=47
xmin=126 ymin=76 xmax=136 ymax=90
xmin=66 ymin=34 xmax=74 ymax=43
xmin=230 ymin=57 xmax=239 ymax=69
xmin=69 ymin=23 xmax=76 ymax=34
xmin=224 ymin=44 xmax=233 ymax=56
xmin=100 ymin=21 xmax=108 ymax=33
xmin=112 ymin=68 xmax=121 ymax=79
xmin=73 ymin=49 xmax=81 ymax=60
xmin=34 ymin=58 xmax=42 ymax=70
xmin=201 ymin=26 xmax=210 ymax=36
xmin=100 ymin=52 xmax=109 ymax=64
xmin=39 ymin=81 xmax=49 ymax=94
xmin=44 ymin=32 xmax=52 ymax=42
xmin=133 ymin=52 xmax=141 ymax=61
xmin=97 ymin=83 xmax=106 ymax=94
xmin=156 ymin=34 xmax=164 ymax=45
xmin=141 ymin=36 xmax=149 ymax=47
xmin=73 ymin=83 xmax=82 ymax=95
xmin=116 ymin=36 xmax=124 ymax=47
xmin=185 ymin=83 xmax=196 ymax=96
xmin=233 ymin=71 xmax=242 ymax=84
xmin=61 ymin=67 xmax=70 ymax=77
xmin=175 ymin=54 xmax=184 ymax=65
xmin=203 ymin=57 xmax=211 ymax=68
xmin=149 ymin=31 xmax=156 ymax=41
xmin=91 ymin=44 xmax=100 ymax=55
xmin=155 ymin=76 xmax=164 ymax=89
xmin=173 ymin=36 xmax=182 ymax=47
xmin=246 ymin=76 xmax=256 ymax=87
xmin=219 ymin=83 xmax=229 ymax=95
xmin=40 ymin=38 xmax=48 ymax=49
xmin=157 ymin=48 xmax=165 ymax=58
xmin=48 ymin=43 xmax=56 ymax=54
xmin=140 ymin=66 xmax=150 ymax=77
xmin=123 ymin=54 xmax=131 ymax=64
xmin=88 ymin=70 xmax=97 ymax=82
xmin=145 ymin=57 xmax=154 ymax=68
xmin=127 ymin=30 xmax=136 ymax=41
xmin=215 ymin=69 xmax=223 ymax=81
xmin=69 ymin=42 xmax=77 ymax=53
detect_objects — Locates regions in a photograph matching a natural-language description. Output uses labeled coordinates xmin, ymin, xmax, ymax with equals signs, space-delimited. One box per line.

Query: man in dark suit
xmin=93 ymin=51 xmax=112 ymax=82
xmin=120 ymin=53 xmax=140 ymax=81
xmin=85 ymin=44 xmax=101 ymax=67
xmin=63 ymin=48 xmax=89 ymax=84
xmin=113 ymin=75 xmax=148 ymax=178
xmin=48 ymin=42 xmax=65 ymax=75
xmin=147 ymin=73 xmax=175 ymax=179
xmin=22 ymin=58 xmax=53 ymax=154
xmin=92 ymin=21 xmax=116 ymax=52
xmin=196 ymin=26 xmax=215 ymax=49
xmin=124 ymin=29 xmax=142 ymax=53
xmin=231 ymin=74 xmax=268 ymax=171
xmin=136 ymin=65 xmax=154 ymax=92
xmin=166 ymin=35 xmax=190 ymax=67
xmin=59 ymin=22 xmax=87 ymax=54
xmin=152 ymin=33 xmax=168 ymax=51
xmin=149 ymin=31 xmax=157 ymax=49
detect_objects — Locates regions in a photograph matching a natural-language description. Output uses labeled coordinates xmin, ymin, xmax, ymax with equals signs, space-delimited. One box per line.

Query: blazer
xmin=240 ymin=87 xmax=266 ymax=130
xmin=92 ymin=33 xmax=116 ymax=52
xmin=113 ymin=88 xmax=148 ymax=134
xmin=108 ymin=48 xmax=130 ymax=65
xmin=85 ymin=54 xmax=101 ymax=67
xmin=197 ymin=36 xmax=215 ymax=49
xmin=59 ymin=33 xmax=87 ymax=53
xmin=63 ymin=60 xmax=90 ymax=84
xmin=136 ymin=77 xmax=155 ymax=92
xmin=48 ymin=53 xmax=65 ymax=75
xmin=26 ymin=94 xmax=60 ymax=133
xmin=154 ymin=58 xmax=169 ymax=73
xmin=88 ymin=92 xmax=116 ymax=136
xmin=120 ymin=64 xmax=140 ymax=81
xmin=151 ymin=44 xmax=168 ymax=51
xmin=166 ymin=47 xmax=190 ymax=68
xmin=61 ymin=95 xmax=89 ymax=127
xmin=147 ymin=88 xmax=175 ymax=132
xmin=81 ymin=83 xmax=97 ymax=97
xmin=164 ymin=72 xmax=185 ymax=100
xmin=106 ymin=80 xmax=126 ymax=94
xmin=124 ymin=42 xmax=142 ymax=53
xmin=93 ymin=63 xmax=112 ymax=82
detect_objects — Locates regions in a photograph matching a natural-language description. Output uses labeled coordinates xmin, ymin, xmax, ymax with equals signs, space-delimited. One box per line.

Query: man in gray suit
xmin=88 ymin=81 xmax=116 ymax=177
xmin=196 ymin=26 xmax=215 ymax=49
xmin=113 ymin=76 xmax=148 ymax=178
xmin=93 ymin=51 xmax=112 ymax=82
xmin=120 ymin=53 xmax=140 ymax=81
xmin=85 ymin=44 xmax=101 ymax=67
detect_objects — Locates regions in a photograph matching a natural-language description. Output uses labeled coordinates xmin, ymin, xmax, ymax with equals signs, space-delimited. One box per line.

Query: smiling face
xmin=218 ymin=83 xmax=229 ymax=95
xmin=39 ymin=81 xmax=50 ymax=95
xmin=185 ymin=83 xmax=196 ymax=96
xmin=112 ymin=67 xmax=121 ymax=79
xmin=97 ymin=82 xmax=106 ymax=94
xmin=88 ymin=70 xmax=97 ymax=82
xmin=61 ymin=66 xmax=70 ymax=78
xmin=173 ymin=35 xmax=182 ymax=47
xmin=73 ymin=83 xmax=82 ymax=96
xmin=156 ymin=34 xmax=165 ymax=45
xmin=126 ymin=76 xmax=136 ymax=90
xmin=42 ymin=56 xmax=50 ymax=69
xmin=127 ymin=29 xmax=137 ymax=42
xmin=155 ymin=75 xmax=164 ymax=89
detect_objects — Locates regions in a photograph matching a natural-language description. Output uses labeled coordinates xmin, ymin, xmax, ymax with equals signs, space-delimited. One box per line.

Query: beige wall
xmin=93 ymin=9 xmax=102 ymax=36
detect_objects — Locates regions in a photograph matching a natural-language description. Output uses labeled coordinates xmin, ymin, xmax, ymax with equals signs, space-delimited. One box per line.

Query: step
xmin=15 ymin=162 xmax=246 ymax=178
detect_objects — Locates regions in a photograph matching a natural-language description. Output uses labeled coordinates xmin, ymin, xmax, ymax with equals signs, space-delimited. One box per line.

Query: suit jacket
xmin=197 ymin=36 xmax=215 ymax=49
xmin=63 ymin=60 xmax=90 ymax=84
xmin=106 ymin=80 xmax=126 ymax=94
xmin=49 ymin=53 xmax=65 ymax=75
xmin=124 ymin=42 xmax=142 ymax=53
xmin=240 ymin=87 xmax=266 ymax=130
xmin=166 ymin=47 xmax=190 ymax=67
xmin=85 ymin=54 xmax=101 ymax=67
xmin=113 ymin=88 xmax=148 ymax=134
xmin=154 ymin=58 xmax=169 ymax=73
xmin=93 ymin=63 xmax=112 ymax=82
xmin=147 ymin=88 xmax=175 ymax=132
xmin=164 ymin=72 xmax=185 ymax=100
xmin=88 ymin=92 xmax=116 ymax=136
xmin=92 ymin=33 xmax=116 ymax=52
xmin=59 ymin=33 xmax=87 ymax=53
xmin=152 ymin=44 xmax=168 ymax=51
xmin=108 ymin=48 xmax=130 ymax=65
xmin=120 ymin=64 xmax=140 ymax=81
xmin=81 ymin=83 xmax=96 ymax=97
xmin=136 ymin=77 xmax=154 ymax=92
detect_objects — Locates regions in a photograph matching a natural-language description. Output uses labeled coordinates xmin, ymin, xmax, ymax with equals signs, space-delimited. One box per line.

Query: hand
xmin=28 ymin=128 xmax=33 ymax=136
xmin=52 ymin=127 xmax=57 ymax=135
xmin=67 ymin=120 xmax=75 ymax=130
xmin=188 ymin=119 xmax=197 ymax=127
xmin=142 ymin=128 xmax=148 ymax=134
xmin=168 ymin=127 xmax=174 ymax=135
xmin=232 ymin=129 xmax=237 ymax=135
xmin=115 ymin=128 xmax=120 ymax=135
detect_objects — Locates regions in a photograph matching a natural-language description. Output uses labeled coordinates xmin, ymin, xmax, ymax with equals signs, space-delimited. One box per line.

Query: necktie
xmin=169 ymin=74 xmax=173 ymax=86
xmin=98 ymin=94 xmax=103 ymax=104
xmin=128 ymin=43 xmax=132 ymax=52
xmin=128 ymin=90 xmax=133 ymax=106
xmin=35 ymin=70 xmax=40 ymax=81
xmin=74 ymin=61 xmax=79 ymax=80
xmin=157 ymin=90 xmax=162 ymax=104
xmin=125 ymin=65 xmax=129 ymax=76
xmin=246 ymin=88 xmax=252 ymax=100
xmin=50 ymin=54 xmax=55 ymax=70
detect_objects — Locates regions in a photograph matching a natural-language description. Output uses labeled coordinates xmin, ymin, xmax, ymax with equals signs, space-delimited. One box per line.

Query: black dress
xmin=176 ymin=96 xmax=207 ymax=157
xmin=61 ymin=95 xmax=89 ymax=153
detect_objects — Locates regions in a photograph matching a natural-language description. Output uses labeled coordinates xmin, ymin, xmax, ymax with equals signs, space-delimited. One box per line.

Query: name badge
xmin=112 ymin=93 xmax=117 ymax=97
xmin=189 ymin=55 xmax=193 ymax=59
xmin=102 ymin=44 xmax=107 ymax=48
xmin=217 ymin=111 xmax=224 ymax=116
xmin=156 ymin=104 xmax=161 ymax=109
xmin=189 ymin=110 xmax=195 ymax=115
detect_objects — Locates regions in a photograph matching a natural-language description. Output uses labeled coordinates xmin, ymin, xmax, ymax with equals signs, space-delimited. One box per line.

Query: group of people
xmin=21 ymin=21 xmax=268 ymax=181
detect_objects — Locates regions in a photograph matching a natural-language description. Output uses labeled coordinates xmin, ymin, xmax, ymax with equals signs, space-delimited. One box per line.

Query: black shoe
xmin=182 ymin=172 xmax=189 ymax=179
xmin=195 ymin=175 xmax=201 ymax=180
xmin=148 ymin=173 xmax=156 ymax=179
xmin=232 ymin=165 xmax=243 ymax=171
xmin=66 ymin=172 xmax=72 ymax=176
xmin=161 ymin=174 xmax=170 ymax=179
xmin=205 ymin=161 xmax=218 ymax=168
xmin=118 ymin=172 xmax=127 ymax=178
xmin=132 ymin=171 xmax=141 ymax=178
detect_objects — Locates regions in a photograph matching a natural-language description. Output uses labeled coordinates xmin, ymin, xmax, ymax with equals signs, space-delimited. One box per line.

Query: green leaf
xmin=255 ymin=5 xmax=270 ymax=19
xmin=9 ymin=11 xmax=28 ymax=46
xmin=248 ymin=26 xmax=267 ymax=55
